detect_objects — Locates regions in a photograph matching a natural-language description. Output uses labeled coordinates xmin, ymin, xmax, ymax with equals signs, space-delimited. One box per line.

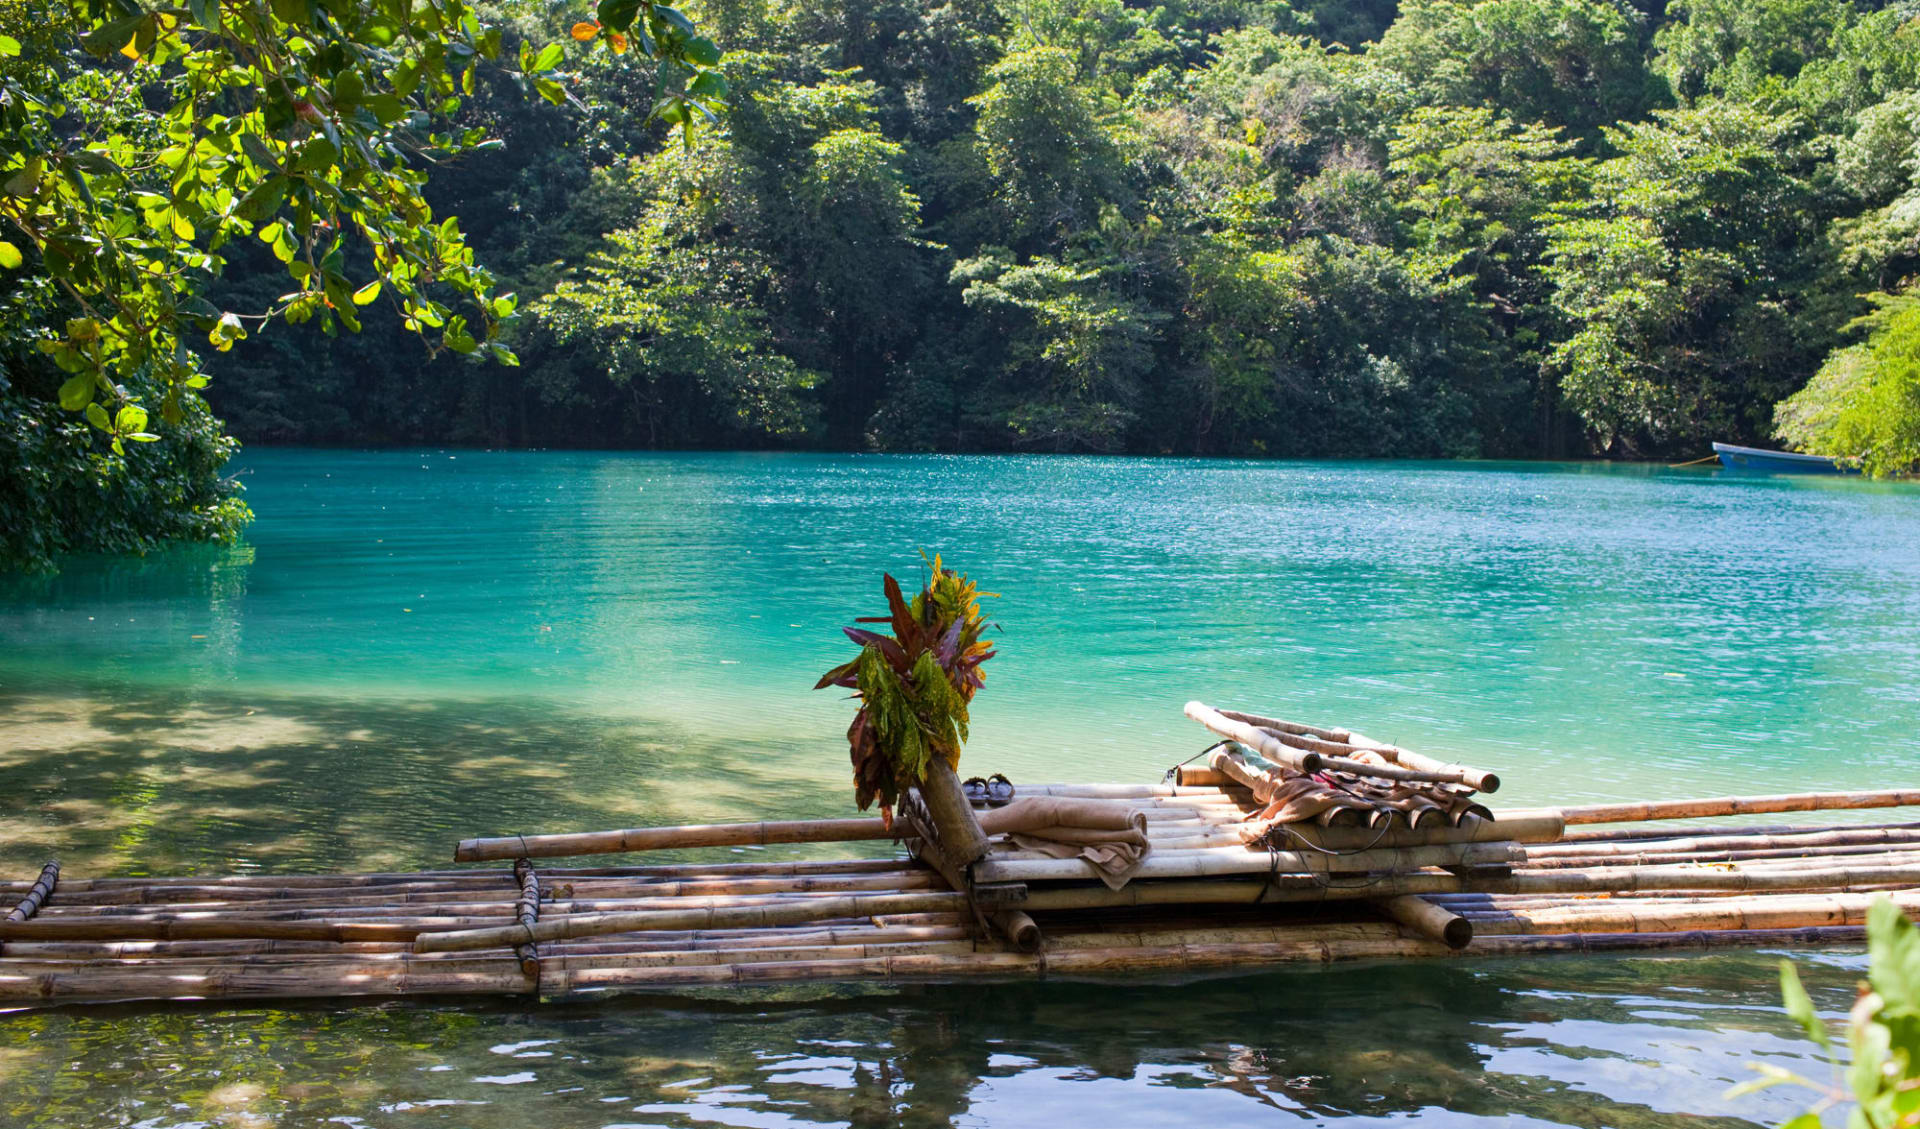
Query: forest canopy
xmin=5 ymin=0 xmax=1920 ymax=566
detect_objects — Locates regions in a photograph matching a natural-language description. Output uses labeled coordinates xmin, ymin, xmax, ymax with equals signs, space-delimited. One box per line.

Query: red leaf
xmin=813 ymin=658 xmax=859 ymax=690
xmin=883 ymin=573 xmax=918 ymax=650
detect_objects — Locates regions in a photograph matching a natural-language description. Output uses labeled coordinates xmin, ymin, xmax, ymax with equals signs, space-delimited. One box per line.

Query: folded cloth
xmin=978 ymin=798 xmax=1151 ymax=889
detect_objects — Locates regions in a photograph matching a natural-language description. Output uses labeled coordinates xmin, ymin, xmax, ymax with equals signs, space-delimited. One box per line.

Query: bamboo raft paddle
xmin=5 ymin=708 xmax=1919 ymax=1006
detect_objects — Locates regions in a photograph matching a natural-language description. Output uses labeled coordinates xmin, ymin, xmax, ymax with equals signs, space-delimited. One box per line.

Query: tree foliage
xmin=1776 ymin=293 xmax=1920 ymax=476
xmin=0 ymin=0 xmax=721 ymax=566
xmin=12 ymin=0 xmax=1920 ymax=568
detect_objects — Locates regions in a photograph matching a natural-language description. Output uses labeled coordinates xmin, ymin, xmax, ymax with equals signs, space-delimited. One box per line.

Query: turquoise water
xmin=2 ymin=449 xmax=1918 ymax=1125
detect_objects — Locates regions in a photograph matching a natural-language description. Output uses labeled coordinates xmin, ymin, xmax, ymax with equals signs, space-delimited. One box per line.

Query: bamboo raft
xmin=4 ymin=702 xmax=1919 ymax=1006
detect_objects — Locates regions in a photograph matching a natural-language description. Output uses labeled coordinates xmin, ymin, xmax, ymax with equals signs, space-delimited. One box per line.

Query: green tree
xmin=0 ymin=0 xmax=723 ymax=567
xmin=952 ymin=245 xmax=1162 ymax=451
xmin=966 ymin=47 xmax=1129 ymax=250
xmin=1371 ymin=0 xmax=1659 ymax=138
xmin=1543 ymin=103 xmax=1830 ymax=453
xmin=1775 ymin=292 xmax=1920 ymax=476
xmin=530 ymin=141 xmax=819 ymax=443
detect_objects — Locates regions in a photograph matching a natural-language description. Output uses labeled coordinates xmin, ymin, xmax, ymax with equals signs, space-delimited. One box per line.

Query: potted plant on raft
xmin=815 ymin=556 xmax=998 ymax=862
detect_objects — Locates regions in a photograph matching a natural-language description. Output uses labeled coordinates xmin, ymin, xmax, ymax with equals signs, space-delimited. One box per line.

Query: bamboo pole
xmin=1187 ymin=703 xmax=1481 ymax=787
xmin=28 ymin=872 xmax=946 ymax=915
xmin=1373 ymin=895 xmax=1473 ymax=949
xmin=1523 ymin=826 xmax=1920 ymax=858
xmin=1213 ymin=710 xmax=1500 ymax=792
xmin=512 ymin=859 xmax=540 ymax=978
xmin=1217 ymin=710 xmax=1353 ymax=743
xmin=6 ymin=861 xmax=58 ymax=923
xmin=917 ymin=758 xmax=991 ymax=865
xmin=973 ymin=841 xmax=1523 ymax=884
xmin=1260 ymin=813 xmax=1565 ymax=849
xmin=0 ymin=918 xmax=435 ymax=943
xmin=991 ymin=910 xmax=1041 ymax=953
xmin=1466 ymin=890 xmax=1920 ymax=935
xmin=1521 ymin=843 xmax=1920 ymax=870
xmin=411 ymin=891 xmax=971 ymax=953
xmin=453 ymin=818 xmax=897 ymax=862
xmin=1554 ymin=821 xmax=1920 ymax=844
xmin=1539 ymin=790 xmax=1920 ymax=825
xmin=1342 ymin=730 xmax=1501 ymax=793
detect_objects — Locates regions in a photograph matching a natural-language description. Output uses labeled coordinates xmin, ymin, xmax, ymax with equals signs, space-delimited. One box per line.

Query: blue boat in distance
xmin=1712 ymin=441 xmax=1858 ymax=475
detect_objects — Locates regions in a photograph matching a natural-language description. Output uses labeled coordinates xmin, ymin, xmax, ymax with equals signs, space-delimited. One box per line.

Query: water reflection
xmin=0 ymin=952 xmax=1860 ymax=1128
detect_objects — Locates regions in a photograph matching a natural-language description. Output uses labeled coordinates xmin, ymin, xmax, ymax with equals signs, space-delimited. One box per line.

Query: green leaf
xmin=533 ymin=42 xmax=563 ymax=71
xmin=84 ymin=402 xmax=111 ymax=430
xmin=595 ymin=0 xmax=641 ymax=31
xmin=683 ymin=36 xmax=721 ymax=66
xmin=351 ymin=280 xmax=381 ymax=305
xmin=80 ymin=14 xmax=144 ymax=59
xmin=1869 ymin=898 xmax=1920 ymax=1012
xmin=57 ymin=374 xmax=94 ymax=411
xmin=1779 ymin=960 xmax=1831 ymax=1049
xmin=0 ymin=33 xmax=19 ymax=56
xmin=655 ymin=6 xmax=696 ymax=36
xmin=0 ymin=241 xmax=20 ymax=270
xmin=296 ymin=137 xmax=340 ymax=173
xmin=115 ymin=405 xmax=149 ymax=433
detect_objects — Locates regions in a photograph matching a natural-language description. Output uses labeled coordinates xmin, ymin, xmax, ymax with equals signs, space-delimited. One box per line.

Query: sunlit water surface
xmin=2 ymin=450 xmax=1917 ymax=1126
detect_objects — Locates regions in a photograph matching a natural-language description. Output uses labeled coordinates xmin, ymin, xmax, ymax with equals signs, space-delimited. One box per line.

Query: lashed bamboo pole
xmin=454 ymin=817 xmax=897 ymax=862
xmin=1187 ymin=703 xmax=1480 ymax=787
xmin=6 ymin=861 xmax=58 ymax=923
xmin=1466 ymin=890 xmax=1920 ymax=935
xmin=1538 ymin=790 xmax=1920 ymax=825
xmin=973 ymin=840 xmax=1523 ymax=884
xmin=412 ymin=891 xmax=971 ymax=953
xmin=1373 ymin=895 xmax=1473 ymax=949
xmin=1523 ymin=826 xmax=1920 ymax=858
xmin=32 ymin=872 xmax=945 ymax=915
xmin=1212 ymin=710 xmax=1501 ymax=791
xmin=512 ymin=859 xmax=541 ymax=978
xmin=1343 ymin=730 xmax=1501 ymax=794
xmin=0 ymin=857 xmax=921 ymax=895
xmin=1217 ymin=710 xmax=1353 ymax=743
xmin=1522 ymin=843 xmax=1920 ymax=870
xmin=0 ymin=918 xmax=439 ymax=943
xmin=1554 ymin=821 xmax=1920 ymax=844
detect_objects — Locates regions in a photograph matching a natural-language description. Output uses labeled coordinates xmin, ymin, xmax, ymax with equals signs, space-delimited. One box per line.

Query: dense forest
xmin=198 ymin=0 xmax=1920 ymax=460
xmin=3 ymin=0 xmax=1918 ymax=568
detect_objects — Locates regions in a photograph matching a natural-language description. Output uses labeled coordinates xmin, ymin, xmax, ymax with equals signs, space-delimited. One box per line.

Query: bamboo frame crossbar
xmin=454 ymin=818 xmax=896 ymax=862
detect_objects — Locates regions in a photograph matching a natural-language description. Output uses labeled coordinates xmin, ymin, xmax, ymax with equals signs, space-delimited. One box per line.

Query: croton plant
xmin=815 ymin=557 xmax=997 ymax=819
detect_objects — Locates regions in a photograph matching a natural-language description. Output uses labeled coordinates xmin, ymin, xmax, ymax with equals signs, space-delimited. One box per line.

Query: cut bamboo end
xmin=1373 ymin=894 xmax=1472 ymax=949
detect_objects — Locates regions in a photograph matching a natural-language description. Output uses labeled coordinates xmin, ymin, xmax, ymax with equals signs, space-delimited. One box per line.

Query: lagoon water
xmin=2 ymin=449 xmax=1918 ymax=1126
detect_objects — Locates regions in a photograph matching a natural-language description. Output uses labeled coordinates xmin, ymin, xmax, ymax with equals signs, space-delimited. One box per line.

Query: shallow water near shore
xmin=2 ymin=449 xmax=1918 ymax=1126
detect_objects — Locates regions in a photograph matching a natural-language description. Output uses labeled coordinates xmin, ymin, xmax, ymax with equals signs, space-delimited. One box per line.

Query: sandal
xmin=986 ymin=773 xmax=1015 ymax=808
xmin=962 ymin=777 xmax=989 ymax=809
